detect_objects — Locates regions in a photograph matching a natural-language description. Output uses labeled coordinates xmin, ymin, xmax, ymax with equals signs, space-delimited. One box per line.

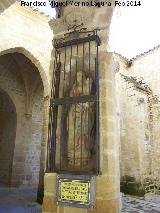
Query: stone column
xmin=37 ymin=96 xmax=50 ymax=203
xmin=94 ymin=51 xmax=120 ymax=213
xmin=11 ymin=113 xmax=32 ymax=186
xmin=43 ymin=2 xmax=120 ymax=213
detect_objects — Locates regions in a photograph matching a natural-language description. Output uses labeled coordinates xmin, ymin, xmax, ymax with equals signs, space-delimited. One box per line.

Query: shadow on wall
xmin=0 ymin=89 xmax=17 ymax=186
xmin=121 ymin=175 xmax=145 ymax=197
xmin=0 ymin=52 xmax=44 ymax=189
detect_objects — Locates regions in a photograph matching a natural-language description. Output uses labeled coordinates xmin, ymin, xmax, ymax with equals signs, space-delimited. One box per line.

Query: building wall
xmin=25 ymin=87 xmax=44 ymax=185
xmin=0 ymin=90 xmax=17 ymax=186
xmin=0 ymin=1 xmax=53 ymax=188
xmin=116 ymin=49 xmax=160 ymax=195
xmin=0 ymin=53 xmax=45 ymax=187
xmin=0 ymin=1 xmax=53 ymax=96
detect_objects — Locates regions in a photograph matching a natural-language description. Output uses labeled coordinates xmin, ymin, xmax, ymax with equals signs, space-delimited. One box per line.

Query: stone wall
xmin=0 ymin=53 xmax=44 ymax=187
xmin=23 ymin=85 xmax=44 ymax=186
xmin=0 ymin=90 xmax=17 ymax=186
xmin=116 ymin=48 xmax=160 ymax=196
xmin=0 ymin=1 xmax=53 ymax=96
xmin=0 ymin=1 xmax=53 ymax=191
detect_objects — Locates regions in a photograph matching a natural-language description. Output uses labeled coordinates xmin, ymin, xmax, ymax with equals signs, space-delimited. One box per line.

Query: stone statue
xmin=59 ymin=70 xmax=96 ymax=171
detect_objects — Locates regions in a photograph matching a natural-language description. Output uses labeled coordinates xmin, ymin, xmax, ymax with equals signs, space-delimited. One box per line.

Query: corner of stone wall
xmin=43 ymin=173 xmax=57 ymax=213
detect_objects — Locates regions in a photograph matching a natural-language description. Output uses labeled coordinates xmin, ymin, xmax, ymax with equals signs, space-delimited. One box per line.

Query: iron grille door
xmin=47 ymin=29 xmax=100 ymax=174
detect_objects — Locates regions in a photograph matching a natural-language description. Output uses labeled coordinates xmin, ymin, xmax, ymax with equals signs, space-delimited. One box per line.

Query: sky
xmin=109 ymin=0 xmax=160 ymax=58
xmin=25 ymin=0 xmax=56 ymax=17
xmin=28 ymin=0 xmax=160 ymax=59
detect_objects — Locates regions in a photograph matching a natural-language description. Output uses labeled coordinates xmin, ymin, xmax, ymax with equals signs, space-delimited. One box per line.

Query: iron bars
xmin=47 ymin=29 xmax=100 ymax=175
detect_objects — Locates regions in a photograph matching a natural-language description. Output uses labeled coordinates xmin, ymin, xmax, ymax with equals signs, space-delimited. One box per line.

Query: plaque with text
xmin=56 ymin=174 xmax=96 ymax=209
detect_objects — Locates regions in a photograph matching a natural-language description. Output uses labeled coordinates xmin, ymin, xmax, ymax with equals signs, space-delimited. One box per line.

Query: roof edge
xmin=114 ymin=45 xmax=160 ymax=63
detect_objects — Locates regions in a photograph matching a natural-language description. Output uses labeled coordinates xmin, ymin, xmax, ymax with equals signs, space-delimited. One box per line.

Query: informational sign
xmin=60 ymin=181 xmax=89 ymax=203
xmin=56 ymin=175 xmax=96 ymax=209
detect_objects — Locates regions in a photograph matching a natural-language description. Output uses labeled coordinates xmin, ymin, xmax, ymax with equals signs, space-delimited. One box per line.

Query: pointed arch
xmin=0 ymin=47 xmax=50 ymax=97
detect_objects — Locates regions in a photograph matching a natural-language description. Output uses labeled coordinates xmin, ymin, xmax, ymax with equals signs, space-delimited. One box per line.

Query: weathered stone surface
xmin=44 ymin=173 xmax=56 ymax=194
xmin=88 ymin=198 xmax=119 ymax=213
xmin=43 ymin=193 xmax=57 ymax=213
xmin=0 ymin=2 xmax=53 ymax=199
xmin=116 ymin=48 xmax=160 ymax=197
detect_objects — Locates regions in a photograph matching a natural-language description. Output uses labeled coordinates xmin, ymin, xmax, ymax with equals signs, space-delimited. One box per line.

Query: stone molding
xmin=49 ymin=3 xmax=114 ymax=36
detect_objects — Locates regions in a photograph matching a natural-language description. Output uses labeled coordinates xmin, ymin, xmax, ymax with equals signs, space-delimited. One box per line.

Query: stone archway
xmin=0 ymin=47 xmax=50 ymax=97
xmin=0 ymin=51 xmax=49 ymax=192
xmin=0 ymin=89 xmax=17 ymax=186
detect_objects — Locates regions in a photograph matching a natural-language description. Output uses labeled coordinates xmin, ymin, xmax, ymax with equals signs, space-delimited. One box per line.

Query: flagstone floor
xmin=1 ymin=187 xmax=160 ymax=213
xmin=122 ymin=194 xmax=160 ymax=213
xmin=0 ymin=187 xmax=41 ymax=213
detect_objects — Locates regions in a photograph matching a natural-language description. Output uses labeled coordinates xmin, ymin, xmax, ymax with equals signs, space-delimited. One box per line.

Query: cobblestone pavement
xmin=0 ymin=187 xmax=41 ymax=213
xmin=1 ymin=188 xmax=160 ymax=213
xmin=122 ymin=194 xmax=160 ymax=213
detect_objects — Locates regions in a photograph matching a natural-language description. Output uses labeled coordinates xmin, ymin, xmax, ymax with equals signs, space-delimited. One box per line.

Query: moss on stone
xmin=121 ymin=176 xmax=145 ymax=197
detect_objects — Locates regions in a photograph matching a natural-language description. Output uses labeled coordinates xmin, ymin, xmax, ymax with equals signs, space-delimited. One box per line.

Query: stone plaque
xmin=56 ymin=174 xmax=96 ymax=209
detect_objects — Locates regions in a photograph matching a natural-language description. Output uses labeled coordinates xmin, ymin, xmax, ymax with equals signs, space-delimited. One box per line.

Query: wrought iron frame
xmin=47 ymin=28 xmax=101 ymax=175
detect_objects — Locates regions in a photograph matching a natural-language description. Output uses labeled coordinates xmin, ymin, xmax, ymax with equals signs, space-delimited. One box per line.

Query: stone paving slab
xmin=1 ymin=188 xmax=160 ymax=213
xmin=0 ymin=187 xmax=41 ymax=213
xmin=122 ymin=194 xmax=160 ymax=213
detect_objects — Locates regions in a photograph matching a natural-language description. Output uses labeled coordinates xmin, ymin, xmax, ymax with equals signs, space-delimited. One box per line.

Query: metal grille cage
xmin=47 ymin=28 xmax=100 ymax=174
